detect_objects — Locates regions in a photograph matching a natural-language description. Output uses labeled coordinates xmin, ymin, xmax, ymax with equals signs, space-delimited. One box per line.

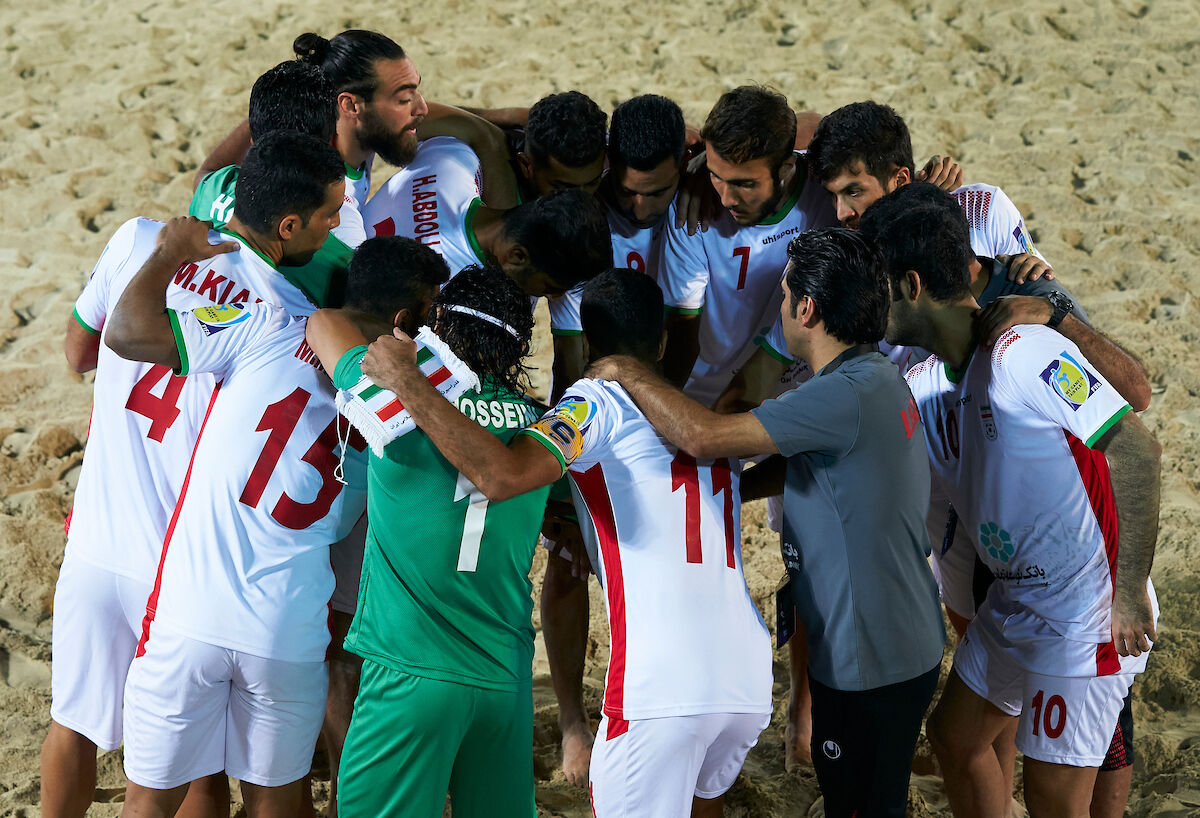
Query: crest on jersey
xmin=1013 ymin=221 xmax=1039 ymax=257
xmin=1039 ymin=351 xmax=1101 ymax=411
xmin=527 ymin=395 xmax=595 ymax=466
xmin=193 ymin=303 xmax=249 ymax=335
xmin=980 ymin=403 xmax=998 ymax=440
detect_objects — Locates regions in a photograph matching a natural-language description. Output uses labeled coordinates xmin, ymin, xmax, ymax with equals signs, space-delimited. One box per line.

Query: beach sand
xmin=1 ymin=0 xmax=1197 ymax=814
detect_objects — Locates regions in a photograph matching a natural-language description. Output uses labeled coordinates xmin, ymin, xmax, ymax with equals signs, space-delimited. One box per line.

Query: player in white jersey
xmin=46 ymin=132 xmax=345 ymax=818
xmin=356 ymin=268 xmax=772 ymax=817
xmin=863 ymin=186 xmax=1160 ymax=818
xmin=102 ymin=224 xmax=447 ymax=816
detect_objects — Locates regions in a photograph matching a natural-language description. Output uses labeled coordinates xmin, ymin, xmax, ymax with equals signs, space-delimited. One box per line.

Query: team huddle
xmin=46 ymin=25 xmax=1162 ymax=818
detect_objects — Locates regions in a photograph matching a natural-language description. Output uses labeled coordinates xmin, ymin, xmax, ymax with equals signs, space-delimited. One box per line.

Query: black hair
xmin=700 ymin=86 xmax=796 ymax=173
xmin=343 ymin=237 xmax=450 ymax=320
xmin=525 ymin=91 xmax=608 ymax=169
xmin=234 ymin=130 xmax=345 ymax=233
xmin=580 ymin=268 xmax=663 ymax=361
xmin=293 ymin=30 xmax=406 ymax=100
xmin=501 ymin=188 xmax=613 ymax=290
xmin=609 ymin=94 xmax=687 ymax=171
xmin=807 ymin=101 xmax=915 ymax=187
xmin=432 ymin=265 xmax=534 ymax=393
xmin=857 ymin=182 xmax=973 ymax=302
xmin=248 ymin=61 xmax=337 ymax=143
xmin=784 ymin=229 xmax=889 ymax=346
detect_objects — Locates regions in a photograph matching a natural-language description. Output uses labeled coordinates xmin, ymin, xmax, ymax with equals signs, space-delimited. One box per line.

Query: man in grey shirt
xmin=589 ymin=228 xmax=943 ymax=818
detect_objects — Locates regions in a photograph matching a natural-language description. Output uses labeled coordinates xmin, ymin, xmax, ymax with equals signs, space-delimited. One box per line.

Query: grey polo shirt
xmin=977 ymin=256 xmax=1090 ymax=323
xmin=752 ymin=345 xmax=945 ymax=691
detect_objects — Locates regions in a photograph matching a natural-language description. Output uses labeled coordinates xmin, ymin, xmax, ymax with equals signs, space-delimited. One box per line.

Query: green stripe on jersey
xmin=755 ymin=334 xmax=793 ymax=364
xmin=664 ymin=304 xmax=703 ymax=316
xmin=166 ymin=309 xmax=190 ymax=376
xmin=72 ymin=307 xmax=99 ymax=335
xmin=1085 ymin=404 xmax=1131 ymax=449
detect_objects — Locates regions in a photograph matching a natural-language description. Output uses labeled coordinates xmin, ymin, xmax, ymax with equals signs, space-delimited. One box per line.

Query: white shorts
xmin=123 ymin=625 xmax=327 ymax=789
xmin=329 ymin=514 xmax=367 ymax=615
xmin=954 ymin=603 xmax=1151 ymax=767
xmin=50 ymin=556 xmax=151 ymax=750
xmin=589 ymin=711 xmax=769 ymax=816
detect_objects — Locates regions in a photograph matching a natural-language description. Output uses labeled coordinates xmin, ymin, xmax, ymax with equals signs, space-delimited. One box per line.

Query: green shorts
xmin=337 ymin=660 xmax=535 ymax=818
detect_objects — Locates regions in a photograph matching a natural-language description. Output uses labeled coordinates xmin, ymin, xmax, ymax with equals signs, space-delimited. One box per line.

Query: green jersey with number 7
xmin=335 ymin=346 xmax=549 ymax=690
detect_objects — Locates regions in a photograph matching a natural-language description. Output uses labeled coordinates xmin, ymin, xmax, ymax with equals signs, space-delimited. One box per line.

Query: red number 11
xmin=670 ymin=452 xmax=736 ymax=568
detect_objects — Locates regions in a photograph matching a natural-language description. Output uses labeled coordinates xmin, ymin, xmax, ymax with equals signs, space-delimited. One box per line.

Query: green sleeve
xmin=333 ymin=345 xmax=369 ymax=390
xmin=189 ymin=165 xmax=239 ymax=228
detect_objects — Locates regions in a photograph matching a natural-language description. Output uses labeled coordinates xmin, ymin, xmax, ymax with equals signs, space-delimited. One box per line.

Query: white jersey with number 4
xmin=520 ymin=378 xmax=773 ymax=720
xmin=139 ymin=301 xmax=367 ymax=664
xmin=657 ymin=160 xmax=836 ymax=405
xmin=69 ymin=219 xmax=317 ymax=584
xmin=904 ymin=325 xmax=1136 ymax=675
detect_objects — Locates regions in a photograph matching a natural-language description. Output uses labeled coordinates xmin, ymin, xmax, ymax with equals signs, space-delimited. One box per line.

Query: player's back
xmin=69 ymin=218 xmax=317 ymax=584
xmin=362 ymin=137 xmax=484 ymax=275
xmin=344 ymin=376 xmax=548 ymax=691
xmin=557 ymin=378 xmax=773 ymax=720
xmin=143 ymin=303 xmax=366 ymax=664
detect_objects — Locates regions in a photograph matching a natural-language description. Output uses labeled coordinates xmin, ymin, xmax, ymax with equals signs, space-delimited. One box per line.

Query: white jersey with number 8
xmin=520 ymin=378 xmax=773 ymax=720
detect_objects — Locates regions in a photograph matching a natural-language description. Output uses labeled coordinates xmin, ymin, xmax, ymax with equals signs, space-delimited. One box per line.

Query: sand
xmin=1 ymin=0 xmax=1198 ymax=814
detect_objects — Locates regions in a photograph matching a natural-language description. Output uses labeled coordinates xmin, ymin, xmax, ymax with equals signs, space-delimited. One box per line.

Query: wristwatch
xmin=1045 ymin=290 xmax=1073 ymax=330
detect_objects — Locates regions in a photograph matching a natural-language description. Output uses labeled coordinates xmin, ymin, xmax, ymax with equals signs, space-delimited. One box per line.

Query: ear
xmin=902 ymin=269 xmax=923 ymax=302
xmin=656 ymin=328 xmax=668 ymax=362
xmin=277 ymin=214 xmax=302 ymax=242
xmin=798 ymin=295 xmax=822 ymax=329
xmin=892 ymin=165 xmax=912 ymax=188
xmin=337 ymin=92 xmax=362 ymax=120
xmin=516 ymin=152 xmax=533 ymax=180
xmin=393 ymin=308 xmax=414 ymax=335
xmin=501 ymin=243 xmax=531 ymax=270
xmin=777 ymin=152 xmax=798 ymax=182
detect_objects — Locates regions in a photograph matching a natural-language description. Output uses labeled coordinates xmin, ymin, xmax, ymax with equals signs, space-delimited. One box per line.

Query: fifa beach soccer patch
xmin=1039 ymin=351 xmax=1101 ymax=411
xmin=527 ymin=395 xmax=596 ymax=465
xmin=1013 ymin=221 xmax=1039 ymax=257
xmin=193 ymin=304 xmax=249 ymax=336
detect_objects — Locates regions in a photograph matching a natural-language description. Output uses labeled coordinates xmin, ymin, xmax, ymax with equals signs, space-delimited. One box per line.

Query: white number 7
xmin=454 ymin=472 xmax=489 ymax=572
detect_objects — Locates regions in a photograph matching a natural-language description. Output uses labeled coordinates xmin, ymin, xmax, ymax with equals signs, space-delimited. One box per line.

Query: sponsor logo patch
xmin=193 ymin=303 xmax=248 ymax=335
xmin=979 ymin=521 xmax=1015 ymax=564
xmin=822 ymin=740 xmax=842 ymax=760
xmin=1039 ymin=351 xmax=1101 ymax=411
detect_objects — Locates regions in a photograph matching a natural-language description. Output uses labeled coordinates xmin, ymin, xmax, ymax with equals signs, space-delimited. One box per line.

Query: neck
xmin=469 ymin=206 xmax=506 ymax=260
xmin=343 ymin=309 xmax=396 ymax=341
xmin=968 ymin=257 xmax=989 ymax=299
xmin=928 ymin=299 xmax=981 ymax=372
xmin=804 ymin=335 xmax=855 ymax=374
xmin=337 ymin=119 xmax=369 ymax=170
xmin=224 ymin=217 xmax=282 ymax=266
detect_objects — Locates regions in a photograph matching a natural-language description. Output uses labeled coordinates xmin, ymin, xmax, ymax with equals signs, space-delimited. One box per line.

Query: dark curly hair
xmin=701 ymin=86 xmax=796 ymax=174
xmin=609 ymin=94 xmax=687 ymax=171
xmin=525 ymin=91 xmax=607 ymax=169
xmin=807 ymin=101 xmax=915 ymax=187
xmin=248 ymin=61 xmax=337 ymax=142
xmin=432 ymin=265 xmax=534 ymax=393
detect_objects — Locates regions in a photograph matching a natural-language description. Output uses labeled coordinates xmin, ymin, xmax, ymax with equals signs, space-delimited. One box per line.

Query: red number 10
xmin=670 ymin=452 xmax=736 ymax=568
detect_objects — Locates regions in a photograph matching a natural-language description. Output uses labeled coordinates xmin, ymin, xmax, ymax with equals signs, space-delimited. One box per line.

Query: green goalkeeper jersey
xmin=190 ymin=164 xmax=362 ymax=308
xmin=333 ymin=347 xmax=548 ymax=690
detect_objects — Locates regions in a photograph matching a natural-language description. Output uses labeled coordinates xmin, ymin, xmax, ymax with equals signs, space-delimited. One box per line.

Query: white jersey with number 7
xmin=69 ymin=218 xmax=317 ymax=585
xmin=520 ymin=378 xmax=773 ymax=720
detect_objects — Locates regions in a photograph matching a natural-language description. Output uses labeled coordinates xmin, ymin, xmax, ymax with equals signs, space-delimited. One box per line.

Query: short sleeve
xmin=548 ymin=286 xmax=583 ymax=336
xmin=755 ymin=316 xmax=795 ymax=363
xmin=168 ymin=301 xmax=289 ymax=377
xmin=517 ymin=379 xmax=614 ymax=475
xmin=333 ymin=345 xmax=369 ymax=390
xmin=74 ymin=218 xmax=159 ymax=335
xmin=657 ymin=201 xmax=709 ymax=313
xmin=990 ymin=187 xmax=1045 ymax=261
xmin=994 ymin=326 xmax=1130 ymax=448
xmin=189 ymin=165 xmax=239 ymax=228
xmin=751 ymin=373 xmax=860 ymax=458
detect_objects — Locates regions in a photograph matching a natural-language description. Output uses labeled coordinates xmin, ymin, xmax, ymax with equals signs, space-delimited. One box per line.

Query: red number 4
xmin=126 ymin=364 xmax=186 ymax=442
xmin=670 ymin=452 xmax=736 ymax=568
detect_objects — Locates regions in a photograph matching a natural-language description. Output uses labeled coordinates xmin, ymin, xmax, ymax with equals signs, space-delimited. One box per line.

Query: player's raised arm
xmin=105 ymin=217 xmax=237 ymax=370
xmin=419 ymin=103 xmax=521 ymax=208
xmin=193 ymin=119 xmax=251 ymax=190
xmin=1092 ymin=412 xmax=1162 ymax=656
xmin=588 ymin=354 xmax=776 ymax=460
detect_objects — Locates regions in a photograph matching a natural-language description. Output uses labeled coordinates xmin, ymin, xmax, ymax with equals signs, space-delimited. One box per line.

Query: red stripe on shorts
xmin=1066 ymin=431 xmax=1122 ymax=676
xmin=135 ymin=382 xmax=223 ymax=658
xmin=572 ymin=463 xmax=627 ymax=720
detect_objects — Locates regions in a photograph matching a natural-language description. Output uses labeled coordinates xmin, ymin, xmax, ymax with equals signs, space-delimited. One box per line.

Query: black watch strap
xmin=1046 ymin=291 xmax=1073 ymax=330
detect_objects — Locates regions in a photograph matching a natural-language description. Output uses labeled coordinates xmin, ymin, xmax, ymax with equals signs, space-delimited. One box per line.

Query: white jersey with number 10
xmin=521 ymin=378 xmax=773 ymax=720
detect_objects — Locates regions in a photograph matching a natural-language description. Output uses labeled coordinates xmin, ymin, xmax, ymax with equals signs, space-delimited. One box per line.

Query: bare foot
xmin=784 ymin=705 xmax=812 ymax=772
xmin=561 ymin=722 xmax=594 ymax=788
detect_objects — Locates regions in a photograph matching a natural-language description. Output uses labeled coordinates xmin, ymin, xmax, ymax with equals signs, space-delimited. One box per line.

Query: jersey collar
xmin=217 ymin=228 xmax=275 ymax=269
xmin=818 ymin=343 xmax=879 ymax=376
xmin=942 ymin=344 xmax=977 ymax=384
xmin=464 ymin=198 xmax=488 ymax=264
xmin=343 ymin=161 xmax=366 ymax=181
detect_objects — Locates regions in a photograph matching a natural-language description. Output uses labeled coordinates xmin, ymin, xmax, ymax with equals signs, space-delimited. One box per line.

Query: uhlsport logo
xmin=822 ymin=740 xmax=842 ymax=760
xmin=979 ymin=522 xmax=1015 ymax=564
xmin=1039 ymin=351 xmax=1101 ymax=411
xmin=193 ymin=303 xmax=249 ymax=336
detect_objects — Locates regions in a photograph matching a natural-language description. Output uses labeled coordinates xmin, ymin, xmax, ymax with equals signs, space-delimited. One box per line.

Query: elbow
xmin=477 ymin=475 xmax=521 ymax=504
xmin=103 ymin=323 xmax=135 ymax=362
xmin=1128 ymin=383 xmax=1152 ymax=414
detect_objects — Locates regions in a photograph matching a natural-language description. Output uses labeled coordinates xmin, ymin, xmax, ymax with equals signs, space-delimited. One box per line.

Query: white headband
xmin=443 ymin=304 xmax=522 ymax=339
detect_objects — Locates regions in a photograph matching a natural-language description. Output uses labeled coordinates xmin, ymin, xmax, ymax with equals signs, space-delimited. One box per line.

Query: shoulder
xmin=951 ymin=182 xmax=1016 ymax=228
